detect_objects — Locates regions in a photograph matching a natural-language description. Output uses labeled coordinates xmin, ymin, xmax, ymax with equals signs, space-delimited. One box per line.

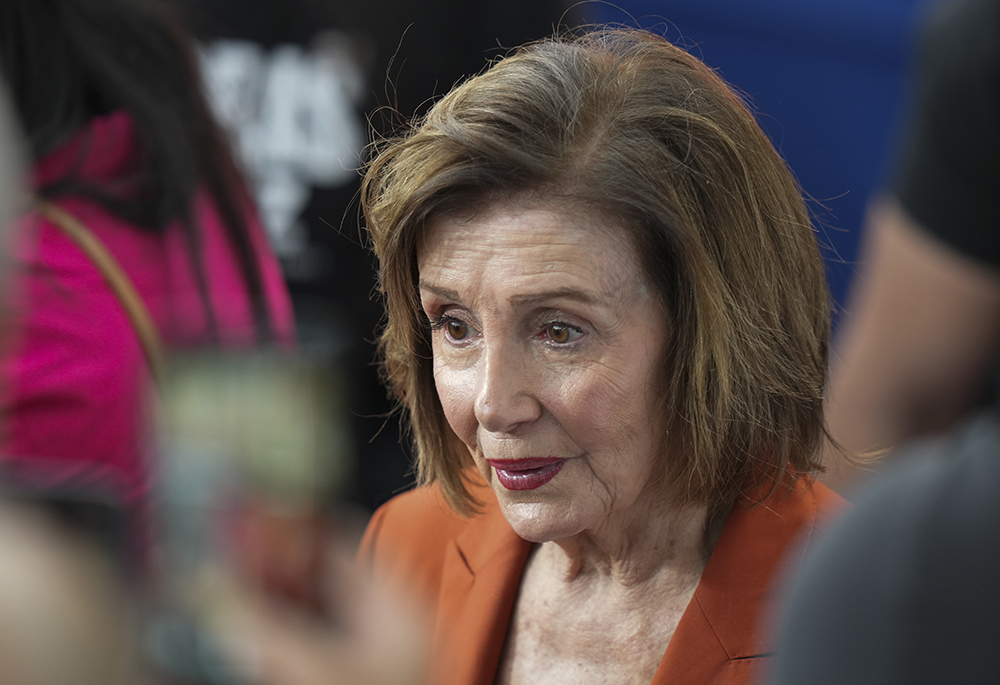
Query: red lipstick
xmin=486 ymin=458 xmax=565 ymax=491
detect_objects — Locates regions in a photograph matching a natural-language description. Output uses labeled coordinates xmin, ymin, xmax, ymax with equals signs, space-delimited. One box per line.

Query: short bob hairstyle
xmin=363 ymin=28 xmax=830 ymax=516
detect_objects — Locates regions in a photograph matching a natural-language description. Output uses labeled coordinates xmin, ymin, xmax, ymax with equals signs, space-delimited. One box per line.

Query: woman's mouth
xmin=486 ymin=458 xmax=566 ymax=491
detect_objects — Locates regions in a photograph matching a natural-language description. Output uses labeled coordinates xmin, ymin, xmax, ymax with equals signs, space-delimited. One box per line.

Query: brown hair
xmin=363 ymin=27 xmax=830 ymax=515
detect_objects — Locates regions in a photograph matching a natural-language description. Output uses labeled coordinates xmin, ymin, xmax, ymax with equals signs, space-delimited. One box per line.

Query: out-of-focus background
xmin=587 ymin=0 xmax=923 ymax=324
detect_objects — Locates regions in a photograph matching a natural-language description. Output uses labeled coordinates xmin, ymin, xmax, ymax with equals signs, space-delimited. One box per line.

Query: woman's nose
xmin=474 ymin=344 xmax=541 ymax=434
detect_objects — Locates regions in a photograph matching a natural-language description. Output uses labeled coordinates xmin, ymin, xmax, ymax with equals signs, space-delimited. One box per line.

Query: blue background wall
xmin=582 ymin=0 xmax=926 ymax=326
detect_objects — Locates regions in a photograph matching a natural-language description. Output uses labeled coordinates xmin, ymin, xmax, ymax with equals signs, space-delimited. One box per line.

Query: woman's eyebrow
xmin=418 ymin=282 xmax=462 ymax=301
xmin=508 ymin=288 xmax=600 ymax=308
xmin=419 ymin=283 xmax=605 ymax=308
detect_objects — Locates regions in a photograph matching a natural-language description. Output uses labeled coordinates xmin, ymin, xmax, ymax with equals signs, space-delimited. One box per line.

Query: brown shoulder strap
xmin=35 ymin=200 xmax=166 ymax=386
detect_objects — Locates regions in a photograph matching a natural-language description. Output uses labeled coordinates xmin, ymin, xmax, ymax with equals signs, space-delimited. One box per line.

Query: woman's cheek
xmin=434 ymin=365 xmax=479 ymax=447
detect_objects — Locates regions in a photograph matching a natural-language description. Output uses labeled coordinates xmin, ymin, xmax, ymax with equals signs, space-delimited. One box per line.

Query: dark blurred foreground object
xmin=769 ymin=410 xmax=1000 ymax=684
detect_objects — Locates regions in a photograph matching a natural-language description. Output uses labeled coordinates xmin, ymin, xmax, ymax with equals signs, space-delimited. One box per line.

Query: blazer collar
xmin=432 ymin=475 xmax=831 ymax=684
xmin=655 ymin=478 xmax=828 ymax=681
xmin=430 ymin=478 xmax=532 ymax=685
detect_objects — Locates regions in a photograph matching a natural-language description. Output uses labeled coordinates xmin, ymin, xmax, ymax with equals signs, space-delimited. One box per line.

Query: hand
xmin=221 ymin=534 xmax=430 ymax=685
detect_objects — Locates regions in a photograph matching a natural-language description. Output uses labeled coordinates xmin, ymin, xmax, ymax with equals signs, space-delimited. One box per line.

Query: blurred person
xmin=768 ymin=414 xmax=1000 ymax=684
xmin=348 ymin=27 xmax=844 ymax=685
xmin=0 ymin=0 xmax=295 ymax=570
xmin=766 ymin=1 xmax=1000 ymax=682
xmin=0 ymin=78 xmax=144 ymax=685
xmin=822 ymin=0 xmax=1000 ymax=494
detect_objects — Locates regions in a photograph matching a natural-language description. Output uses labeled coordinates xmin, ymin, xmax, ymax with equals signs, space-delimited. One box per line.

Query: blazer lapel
xmin=653 ymin=479 xmax=830 ymax=684
xmin=418 ymin=475 xmax=840 ymax=685
xmin=430 ymin=493 xmax=532 ymax=685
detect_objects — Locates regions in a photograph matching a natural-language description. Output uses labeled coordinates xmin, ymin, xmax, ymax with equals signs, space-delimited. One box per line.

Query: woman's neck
xmin=541 ymin=493 xmax=726 ymax=590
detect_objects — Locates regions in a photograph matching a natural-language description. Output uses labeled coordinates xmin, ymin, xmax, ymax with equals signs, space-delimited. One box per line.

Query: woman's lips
xmin=486 ymin=458 xmax=566 ymax=491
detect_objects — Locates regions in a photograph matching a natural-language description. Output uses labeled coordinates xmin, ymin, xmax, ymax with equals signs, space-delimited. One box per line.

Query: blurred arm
xmin=823 ymin=196 xmax=1000 ymax=495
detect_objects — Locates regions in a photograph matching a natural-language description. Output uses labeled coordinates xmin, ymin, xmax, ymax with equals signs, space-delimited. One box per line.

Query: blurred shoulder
xmin=769 ymin=415 xmax=1000 ymax=684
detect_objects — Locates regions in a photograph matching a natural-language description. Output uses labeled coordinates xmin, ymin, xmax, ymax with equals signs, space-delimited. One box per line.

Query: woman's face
xmin=417 ymin=202 xmax=670 ymax=543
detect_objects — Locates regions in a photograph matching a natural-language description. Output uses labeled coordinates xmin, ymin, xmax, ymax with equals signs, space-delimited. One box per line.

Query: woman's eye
xmin=544 ymin=323 xmax=581 ymax=344
xmin=427 ymin=313 xmax=478 ymax=344
xmin=446 ymin=320 xmax=470 ymax=341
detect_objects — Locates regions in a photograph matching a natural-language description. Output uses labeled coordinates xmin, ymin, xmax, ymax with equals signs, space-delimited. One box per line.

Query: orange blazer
xmin=360 ymin=474 xmax=844 ymax=685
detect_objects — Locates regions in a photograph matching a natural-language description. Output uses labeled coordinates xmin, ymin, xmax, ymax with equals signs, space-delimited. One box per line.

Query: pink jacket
xmin=0 ymin=111 xmax=294 ymax=523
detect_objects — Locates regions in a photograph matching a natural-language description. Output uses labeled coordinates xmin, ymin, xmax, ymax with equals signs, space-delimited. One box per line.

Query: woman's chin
xmin=496 ymin=499 xmax=586 ymax=544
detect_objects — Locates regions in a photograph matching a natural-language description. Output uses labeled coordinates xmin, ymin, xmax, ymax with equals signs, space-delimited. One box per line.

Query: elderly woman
xmin=358 ymin=28 xmax=843 ymax=685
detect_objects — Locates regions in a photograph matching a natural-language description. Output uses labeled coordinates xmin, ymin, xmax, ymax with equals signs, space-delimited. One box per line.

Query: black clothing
xmin=769 ymin=412 xmax=1000 ymax=684
xmin=894 ymin=0 xmax=1000 ymax=266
